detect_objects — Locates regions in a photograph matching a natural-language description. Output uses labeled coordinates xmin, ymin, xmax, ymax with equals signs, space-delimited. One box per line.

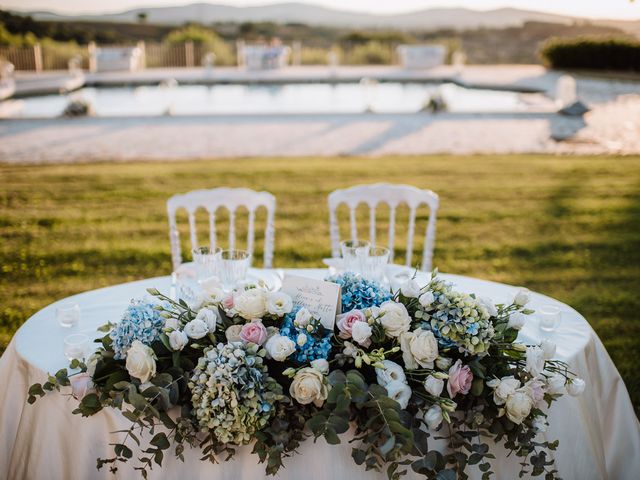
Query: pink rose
xmin=222 ymin=292 xmax=234 ymax=310
xmin=337 ymin=309 xmax=366 ymax=339
xmin=447 ymin=360 xmax=473 ymax=398
xmin=240 ymin=321 xmax=268 ymax=345
xmin=70 ymin=373 xmax=93 ymax=400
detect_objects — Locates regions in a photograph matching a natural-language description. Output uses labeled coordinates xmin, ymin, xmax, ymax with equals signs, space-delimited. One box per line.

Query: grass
xmin=1 ymin=155 xmax=639 ymax=413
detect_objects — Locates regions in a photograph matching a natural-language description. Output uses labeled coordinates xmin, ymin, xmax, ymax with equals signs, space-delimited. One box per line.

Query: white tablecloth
xmin=1 ymin=269 xmax=639 ymax=479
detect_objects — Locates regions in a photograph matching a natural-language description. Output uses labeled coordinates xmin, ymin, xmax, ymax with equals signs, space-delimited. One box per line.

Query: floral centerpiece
xmin=29 ymin=271 xmax=585 ymax=479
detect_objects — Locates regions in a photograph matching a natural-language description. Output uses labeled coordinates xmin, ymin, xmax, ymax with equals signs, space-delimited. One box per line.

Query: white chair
xmin=167 ymin=188 xmax=276 ymax=271
xmin=328 ymin=183 xmax=439 ymax=271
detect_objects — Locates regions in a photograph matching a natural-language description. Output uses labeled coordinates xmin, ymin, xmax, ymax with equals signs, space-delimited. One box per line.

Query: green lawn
xmin=1 ymin=155 xmax=639 ymax=412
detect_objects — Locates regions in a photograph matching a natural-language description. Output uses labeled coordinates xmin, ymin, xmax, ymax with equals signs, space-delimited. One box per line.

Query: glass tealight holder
xmin=360 ymin=245 xmax=390 ymax=284
xmin=340 ymin=240 xmax=370 ymax=274
xmin=538 ymin=305 xmax=562 ymax=332
xmin=192 ymin=246 xmax=221 ymax=283
xmin=56 ymin=302 xmax=81 ymax=328
xmin=218 ymin=249 xmax=251 ymax=291
xmin=63 ymin=333 xmax=90 ymax=361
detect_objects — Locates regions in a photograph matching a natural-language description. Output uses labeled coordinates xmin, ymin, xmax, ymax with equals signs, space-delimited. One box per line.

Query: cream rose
xmin=125 ymin=340 xmax=157 ymax=384
xmin=290 ymin=367 xmax=328 ymax=407
xmin=505 ymin=388 xmax=534 ymax=424
xmin=265 ymin=334 xmax=296 ymax=362
xmin=400 ymin=328 xmax=438 ymax=369
xmin=378 ymin=301 xmax=411 ymax=338
xmin=234 ymin=288 xmax=267 ymax=320
xmin=225 ymin=324 xmax=243 ymax=342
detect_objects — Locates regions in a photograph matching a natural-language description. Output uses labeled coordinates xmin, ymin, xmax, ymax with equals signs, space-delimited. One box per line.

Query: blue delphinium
xmin=110 ymin=300 xmax=164 ymax=359
xmin=279 ymin=307 xmax=332 ymax=364
xmin=326 ymin=272 xmax=391 ymax=313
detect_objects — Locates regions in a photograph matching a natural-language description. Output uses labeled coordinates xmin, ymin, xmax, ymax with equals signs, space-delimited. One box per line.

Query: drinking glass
xmin=56 ymin=302 xmax=81 ymax=328
xmin=192 ymin=246 xmax=221 ymax=283
xmin=64 ymin=333 xmax=90 ymax=361
xmin=360 ymin=245 xmax=390 ymax=284
xmin=340 ymin=240 xmax=370 ymax=274
xmin=218 ymin=249 xmax=251 ymax=290
xmin=538 ymin=305 xmax=562 ymax=332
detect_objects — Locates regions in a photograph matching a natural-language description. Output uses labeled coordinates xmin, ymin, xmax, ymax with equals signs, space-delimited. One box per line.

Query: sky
xmin=1 ymin=0 xmax=639 ymax=20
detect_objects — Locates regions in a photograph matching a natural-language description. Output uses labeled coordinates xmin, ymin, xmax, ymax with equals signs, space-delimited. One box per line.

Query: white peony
xmin=125 ymin=340 xmax=157 ymax=384
xmin=505 ymin=388 xmax=534 ymax=424
xmin=164 ymin=318 xmax=179 ymax=331
xmin=234 ymin=288 xmax=267 ymax=320
xmin=478 ymin=296 xmax=498 ymax=317
xmin=294 ymin=308 xmax=313 ymax=327
xmin=290 ymin=367 xmax=328 ymax=407
xmin=311 ymin=358 xmax=329 ymax=375
xmin=566 ymin=378 xmax=586 ymax=397
xmin=514 ymin=288 xmax=531 ymax=306
xmin=546 ymin=373 xmax=566 ymax=394
xmin=418 ymin=291 xmax=435 ymax=308
xmin=423 ymin=375 xmax=444 ymax=397
xmin=487 ymin=376 xmax=520 ymax=406
xmin=168 ymin=330 xmax=189 ymax=351
xmin=400 ymin=279 xmax=421 ymax=298
xmin=195 ymin=308 xmax=218 ymax=333
xmin=351 ymin=320 xmax=373 ymax=347
xmin=184 ymin=319 xmax=209 ymax=339
xmin=424 ymin=404 xmax=443 ymax=430
xmin=265 ymin=334 xmax=296 ymax=361
xmin=400 ymin=328 xmax=438 ymax=369
xmin=378 ymin=301 xmax=411 ymax=338
xmin=225 ymin=324 xmax=243 ymax=342
xmin=267 ymin=292 xmax=293 ymax=316
xmin=525 ymin=346 xmax=545 ymax=377
xmin=385 ymin=380 xmax=412 ymax=409
xmin=376 ymin=360 xmax=407 ymax=386
xmin=541 ymin=339 xmax=556 ymax=359
xmin=508 ymin=312 xmax=526 ymax=330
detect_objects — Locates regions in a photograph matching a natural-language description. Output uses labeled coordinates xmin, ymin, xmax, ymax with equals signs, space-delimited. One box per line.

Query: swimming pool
xmin=0 ymin=82 xmax=551 ymax=118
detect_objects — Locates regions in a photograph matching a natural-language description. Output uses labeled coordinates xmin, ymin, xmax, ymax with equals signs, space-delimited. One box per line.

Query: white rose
xmin=478 ymin=296 xmax=498 ymax=317
xmin=424 ymin=375 xmax=444 ymax=397
xmin=400 ymin=329 xmax=438 ymax=370
xmin=514 ymin=288 xmax=531 ymax=306
xmin=290 ymin=367 xmax=328 ymax=407
xmin=378 ymin=301 xmax=411 ymax=338
xmin=295 ymin=308 xmax=313 ymax=327
xmin=267 ymin=292 xmax=293 ymax=316
xmin=234 ymin=288 xmax=267 ymax=320
xmin=525 ymin=346 xmax=545 ymax=377
xmin=225 ymin=324 xmax=243 ymax=342
xmin=265 ymin=334 xmax=296 ymax=361
xmin=541 ymin=339 xmax=556 ymax=359
xmin=546 ymin=373 xmax=566 ymax=394
xmin=486 ymin=376 xmax=520 ymax=406
xmin=311 ymin=358 xmax=329 ymax=374
xmin=385 ymin=380 xmax=412 ymax=409
xmin=125 ymin=340 xmax=156 ymax=384
xmin=168 ymin=330 xmax=189 ymax=351
xmin=297 ymin=333 xmax=308 ymax=347
xmin=505 ymin=388 xmax=534 ymax=424
xmin=195 ymin=308 xmax=218 ymax=333
xmin=566 ymin=378 xmax=585 ymax=397
xmin=424 ymin=404 xmax=443 ymax=430
xmin=400 ymin=279 xmax=421 ymax=298
xmin=184 ymin=319 xmax=209 ymax=339
xmin=165 ymin=318 xmax=179 ymax=331
xmin=376 ymin=360 xmax=406 ymax=386
xmin=418 ymin=291 xmax=435 ymax=308
xmin=435 ymin=356 xmax=452 ymax=371
xmin=508 ymin=312 xmax=526 ymax=330
xmin=351 ymin=321 xmax=373 ymax=347
xmin=532 ymin=416 xmax=548 ymax=433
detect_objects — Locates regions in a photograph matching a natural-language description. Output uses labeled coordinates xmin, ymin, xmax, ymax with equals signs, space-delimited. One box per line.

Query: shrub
xmin=540 ymin=36 xmax=640 ymax=72
xmin=342 ymin=41 xmax=393 ymax=65
xmin=164 ymin=25 xmax=234 ymax=66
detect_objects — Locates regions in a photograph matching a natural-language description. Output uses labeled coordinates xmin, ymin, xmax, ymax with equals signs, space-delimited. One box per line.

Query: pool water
xmin=1 ymin=82 xmax=550 ymax=118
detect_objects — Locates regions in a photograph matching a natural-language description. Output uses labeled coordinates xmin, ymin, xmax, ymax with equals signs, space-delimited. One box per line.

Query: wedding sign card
xmin=280 ymin=275 xmax=341 ymax=329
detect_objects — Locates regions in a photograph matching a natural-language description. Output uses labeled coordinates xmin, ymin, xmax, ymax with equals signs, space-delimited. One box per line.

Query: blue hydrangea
xmin=326 ymin=272 xmax=391 ymax=313
xmin=279 ymin=307 xmax=332 ymax=364
xmin=110 ymin=301 xmax=164 ymax=359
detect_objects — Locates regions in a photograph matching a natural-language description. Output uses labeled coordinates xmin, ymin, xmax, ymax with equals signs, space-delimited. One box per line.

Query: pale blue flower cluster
xmin=280 ymin=307 xmax=332 ymax=364
xmin=327 ymin=272 xmax=391 ymax=313
xmin=110 ymin=301 xmax=164 ymax=359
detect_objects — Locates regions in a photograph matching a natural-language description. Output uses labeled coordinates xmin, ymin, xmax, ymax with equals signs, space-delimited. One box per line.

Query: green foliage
xmin=164 ymin=25 xmax=234 ymax=65
xmin=342 ymin=41 xmax=394 ymax=65
xmin=540 ymin=36 xmax=640 ymax=71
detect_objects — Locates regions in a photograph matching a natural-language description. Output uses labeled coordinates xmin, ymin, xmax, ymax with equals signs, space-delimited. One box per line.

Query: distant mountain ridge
xmin=11 ymin=2 xmax=640 ymax=34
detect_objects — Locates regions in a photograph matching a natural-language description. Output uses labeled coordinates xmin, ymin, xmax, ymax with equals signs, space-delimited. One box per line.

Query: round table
xmin=1 ymin=269 xmax=638 ymax=480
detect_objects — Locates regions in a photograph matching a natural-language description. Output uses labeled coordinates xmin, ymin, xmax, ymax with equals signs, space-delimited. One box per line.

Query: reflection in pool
xmin=1 ymin=82 xmax=551 ymax=118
